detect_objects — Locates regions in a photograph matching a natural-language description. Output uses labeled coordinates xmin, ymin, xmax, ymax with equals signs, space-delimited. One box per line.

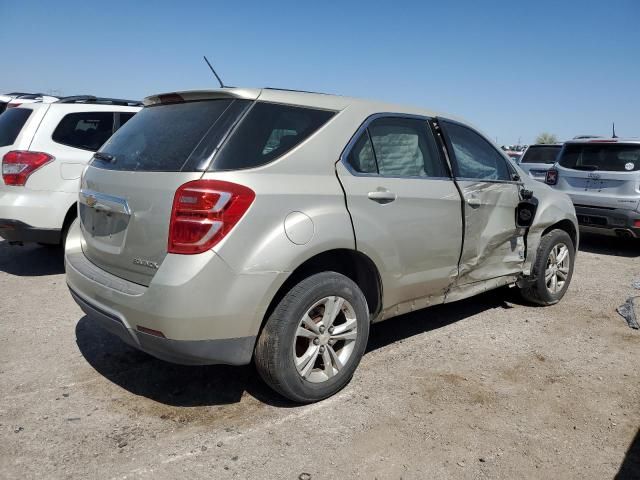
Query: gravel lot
xmin=0 ymin=233 xmax=638 ymax=480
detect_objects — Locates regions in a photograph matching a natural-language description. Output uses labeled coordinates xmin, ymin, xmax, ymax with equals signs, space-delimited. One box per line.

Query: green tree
xmin=536 ymin=132 xmax=559 ymax=144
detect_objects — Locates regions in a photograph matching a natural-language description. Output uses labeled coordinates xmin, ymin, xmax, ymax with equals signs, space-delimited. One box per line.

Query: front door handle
xmin=466 ymin=196 xmax=481 ymax=207
xmin=368 ymin=190 xmax=397 ymax=204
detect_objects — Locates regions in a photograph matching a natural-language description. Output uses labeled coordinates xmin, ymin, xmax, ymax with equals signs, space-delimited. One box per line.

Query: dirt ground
xmin=0 ymin=232 xmax=638 ymax=480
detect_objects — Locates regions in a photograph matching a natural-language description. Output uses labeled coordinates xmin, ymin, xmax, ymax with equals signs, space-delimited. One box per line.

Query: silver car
xmin=545 ymin=138 xmax=640 ymax=238
xmin=518 ymin=143 xmax=563 ymax=182
xmin=65 ymin=88 xmax=579 ymax=402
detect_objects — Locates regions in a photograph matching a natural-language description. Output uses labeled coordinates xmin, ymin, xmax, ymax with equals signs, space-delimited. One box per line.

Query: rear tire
xmin=520 ymin=229 xmax=575 ymax=305
xmin=254 ymin=272 xmax=370 ymax=403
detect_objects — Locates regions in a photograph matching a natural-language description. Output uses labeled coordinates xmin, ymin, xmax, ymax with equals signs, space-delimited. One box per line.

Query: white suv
xmin=0 ymin=96 xmax=141 ymax=246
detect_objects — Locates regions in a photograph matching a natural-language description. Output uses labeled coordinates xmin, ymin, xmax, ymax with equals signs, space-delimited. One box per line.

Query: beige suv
xmin=65 ymin=87 xmax=578 ymax=403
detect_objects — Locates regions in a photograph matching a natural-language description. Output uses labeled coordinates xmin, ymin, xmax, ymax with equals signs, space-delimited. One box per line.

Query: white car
xmin=0 ymin=96 xmax=141 ymax=246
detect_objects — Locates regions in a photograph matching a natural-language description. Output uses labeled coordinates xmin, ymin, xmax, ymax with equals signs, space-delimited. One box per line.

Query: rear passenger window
xmin=52 ymin=112 xmax=115 ymax=151
xmin=211 ymin=102 xmax=335 ymax=171
xmin=368 ymin=117 xmax=447 ymax=177
xmin=346 ymin=132 xmax=377 ymax=174
xmin=442 ymin=121 xmax=510 ymax=181
xmin=0 ymin=108 xmax=32 ymax=147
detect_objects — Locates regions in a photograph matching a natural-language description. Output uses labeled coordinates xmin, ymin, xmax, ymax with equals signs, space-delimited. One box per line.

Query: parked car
xmin=0 ymin=96 xmax=141 ymax=246
xmin=519 ymin=143 xmax=563 ymax=181
xmin=65 ymin=87 xmax=578 ymax=403
xmin=546 ymin=138 xmax=640 ymax=238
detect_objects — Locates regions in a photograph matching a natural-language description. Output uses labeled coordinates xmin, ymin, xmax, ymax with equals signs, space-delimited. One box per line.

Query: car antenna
xmin=203 ymin=56 xmax=225 ymax=88
xmin=612 ymin=122 xmax=618 ymax=138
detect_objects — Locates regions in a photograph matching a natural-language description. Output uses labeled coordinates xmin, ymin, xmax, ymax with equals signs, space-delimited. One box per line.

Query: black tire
xmin=520 ymin=229 xmax=575 ymax=305
xmin=254 ymin=272 xmax=370 ymax=403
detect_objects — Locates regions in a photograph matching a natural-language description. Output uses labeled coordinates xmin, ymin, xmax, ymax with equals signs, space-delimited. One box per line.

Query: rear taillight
xmin=545 ymin=169 xmax=558 ymax=185
xmin=2 ymin=151 xmax=54 ymax=186
xmin=168 ymin=179 xmax=255 ymax=254
xmin=7 ymin=103 xmax=21 ymax=108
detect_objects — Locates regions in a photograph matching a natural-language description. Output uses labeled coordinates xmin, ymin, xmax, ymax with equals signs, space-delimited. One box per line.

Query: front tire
xmin=254 ymin=272 xmax=370 ymax=403
xmin=520 ymin=229 xmax=575 ymax=305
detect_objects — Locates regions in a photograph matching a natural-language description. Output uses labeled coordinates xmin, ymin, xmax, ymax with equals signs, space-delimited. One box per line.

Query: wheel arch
xmin=261 ymin=248 xmax=383 ymax=334
xmin=541 ymin=219 xmax=578 ymax=249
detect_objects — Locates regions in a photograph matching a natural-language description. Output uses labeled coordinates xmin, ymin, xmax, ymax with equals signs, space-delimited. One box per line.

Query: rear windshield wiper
xmin=92 ymin=152 xmax=116 ymax=164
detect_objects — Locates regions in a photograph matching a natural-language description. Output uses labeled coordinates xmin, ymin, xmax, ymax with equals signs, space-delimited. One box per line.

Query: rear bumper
xmin=64 ymin=220 xmax=286 ymax=366
xmin=0 ymin=188 xmax=77 ymax=231
xmin=69 ymin=288 xmax=255 ymax=365
xmin=0 ymin=219 xmax=61 ymax=244
xmin=574 ymin=205 xmax=640 ymax=236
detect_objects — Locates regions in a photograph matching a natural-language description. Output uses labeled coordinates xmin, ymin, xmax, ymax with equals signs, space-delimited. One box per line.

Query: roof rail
xmin=56 ymin=95 xmax=142 ymax=107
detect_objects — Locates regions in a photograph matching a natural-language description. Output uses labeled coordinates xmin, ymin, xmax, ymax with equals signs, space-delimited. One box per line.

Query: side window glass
xmin=443 ymin=122 xmax=510 ymax=180
xmin=212 ymin=102 xmax=335 ymax=171
xmin=368 ymin=117 xmax=447 ymax=178
xmin=117 ymin=112 xmax=136 ymax=130
xmin=346 ymin=131 xmax=377 ymax=174
xmin=52 ymin=112 xmax=116 ymax=151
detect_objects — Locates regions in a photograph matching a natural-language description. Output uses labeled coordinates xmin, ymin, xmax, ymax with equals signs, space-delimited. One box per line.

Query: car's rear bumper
xmin=574 ymin=205 xmax=640 ymax=237
xmin=0 ymin=219 xmax=61 ymax=244
xmin=64 ymin=220 xmax=286 ymax=366
xmin=69 ymin=288 xmax=255 ymax=365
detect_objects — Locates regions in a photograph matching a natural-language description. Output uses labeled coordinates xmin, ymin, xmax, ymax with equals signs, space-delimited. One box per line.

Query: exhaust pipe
xmin=614 ymin=229 xmax=636 ymax=239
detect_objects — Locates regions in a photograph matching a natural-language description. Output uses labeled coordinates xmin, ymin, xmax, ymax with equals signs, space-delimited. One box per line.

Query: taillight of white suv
xmin=2 ymin=151 xmax=54 ymax=186
xmin=168 ymin=179 xmax=255 ymax=254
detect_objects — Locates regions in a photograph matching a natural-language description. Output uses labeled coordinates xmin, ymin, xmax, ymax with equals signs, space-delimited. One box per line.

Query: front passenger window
xmin=443 ymin=121 xmax=511 ymax=181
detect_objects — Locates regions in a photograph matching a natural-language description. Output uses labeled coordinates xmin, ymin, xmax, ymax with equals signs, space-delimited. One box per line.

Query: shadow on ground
xmin=579 ymin=231 xmax=639 ymax=258
xmin=616 ymin=428 xmax=640 ymax=479
xmin=0 ymin=240 xmax=64 ymax=276
xmin=76 ymin=288 xmax=515 ymax=408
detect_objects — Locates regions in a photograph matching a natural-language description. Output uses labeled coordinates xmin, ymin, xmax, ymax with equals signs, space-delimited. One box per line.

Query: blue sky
xmin=2 ymin=0 xmax=638 ymax=144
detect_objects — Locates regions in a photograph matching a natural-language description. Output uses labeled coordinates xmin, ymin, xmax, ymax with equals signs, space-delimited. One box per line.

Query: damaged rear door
xmin=439 ymin=119 xmax=525 ymax=285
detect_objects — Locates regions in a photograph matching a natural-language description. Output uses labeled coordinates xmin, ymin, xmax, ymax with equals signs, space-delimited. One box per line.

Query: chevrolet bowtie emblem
xmin=86 ymin=195 xmax=97 ymax=207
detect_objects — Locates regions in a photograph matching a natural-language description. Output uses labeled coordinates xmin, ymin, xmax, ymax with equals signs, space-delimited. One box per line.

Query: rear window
xmin=52 ymin=112 xmax=116 ymax=151
xmin=558 ymin=143 xmax=640 ymax=172
xmin=520 ymin=145 xmax=561 ymax=164
xmin=211 ymin=102 xmax=335 ymax=171
xmin=0 ymin=108 xmax=32 ymax=147
xmin=93 ymin=99 xmax=246 ymax=171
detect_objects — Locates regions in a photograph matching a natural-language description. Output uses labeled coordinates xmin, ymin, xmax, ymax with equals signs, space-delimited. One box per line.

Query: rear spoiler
xmin=143 ymin=88 xmax=261 ymax=106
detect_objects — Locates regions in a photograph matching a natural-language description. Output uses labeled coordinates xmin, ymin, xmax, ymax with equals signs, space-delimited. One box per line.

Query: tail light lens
xmin=2 ymin=151 xmax=54 ymax=186
xmin=168 ymin=179 xmax=255 ymax=254
xmin=545 ymin=169 xmax=558 ymax=185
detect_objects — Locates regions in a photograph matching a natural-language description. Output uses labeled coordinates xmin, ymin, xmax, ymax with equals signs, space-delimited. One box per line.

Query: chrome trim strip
xmin=79 ymin=189 xmax=131 ymax=215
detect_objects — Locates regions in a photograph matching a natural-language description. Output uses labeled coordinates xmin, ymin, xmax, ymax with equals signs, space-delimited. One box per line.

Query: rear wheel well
xmin=62 ymin=203 xmax=77 ymax=232
xmin=541 ymin=219 xmax=577 ymax=248
xmin=263 ymin=249 xmax=382 ymax=328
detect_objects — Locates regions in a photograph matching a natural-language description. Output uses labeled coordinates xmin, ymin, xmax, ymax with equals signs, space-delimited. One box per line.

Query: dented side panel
xmin=454 ymin=180 xmax=525 ymax=286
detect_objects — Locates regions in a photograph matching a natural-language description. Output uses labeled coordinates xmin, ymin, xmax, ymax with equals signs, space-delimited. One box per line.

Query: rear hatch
xmin=79 ymin=94 xmax=254 ymax=286
xmin=555 ymin=141 xmax=640 ymax=210
xmin=519 ymin=144 xmax=561 ymax=181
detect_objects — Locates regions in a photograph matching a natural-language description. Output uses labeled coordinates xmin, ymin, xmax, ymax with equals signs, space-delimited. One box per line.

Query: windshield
xmin=558 ymin=143 xmax=640 ymax=172
xmin=93 ymin=99 xmax=249 ymax=172
xmin=521 ymin=145 xmax=561 ymax=164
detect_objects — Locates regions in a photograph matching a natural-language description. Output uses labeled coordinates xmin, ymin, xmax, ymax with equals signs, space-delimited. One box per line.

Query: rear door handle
xmin=466 ymin=196 xmax=481 ymax=207
xmin=368 ymin=190 xmax=397 ymax=204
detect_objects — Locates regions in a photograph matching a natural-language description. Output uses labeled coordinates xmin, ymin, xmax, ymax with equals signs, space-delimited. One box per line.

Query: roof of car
xmin=143 ymin=87 xmax=444 ymax=118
